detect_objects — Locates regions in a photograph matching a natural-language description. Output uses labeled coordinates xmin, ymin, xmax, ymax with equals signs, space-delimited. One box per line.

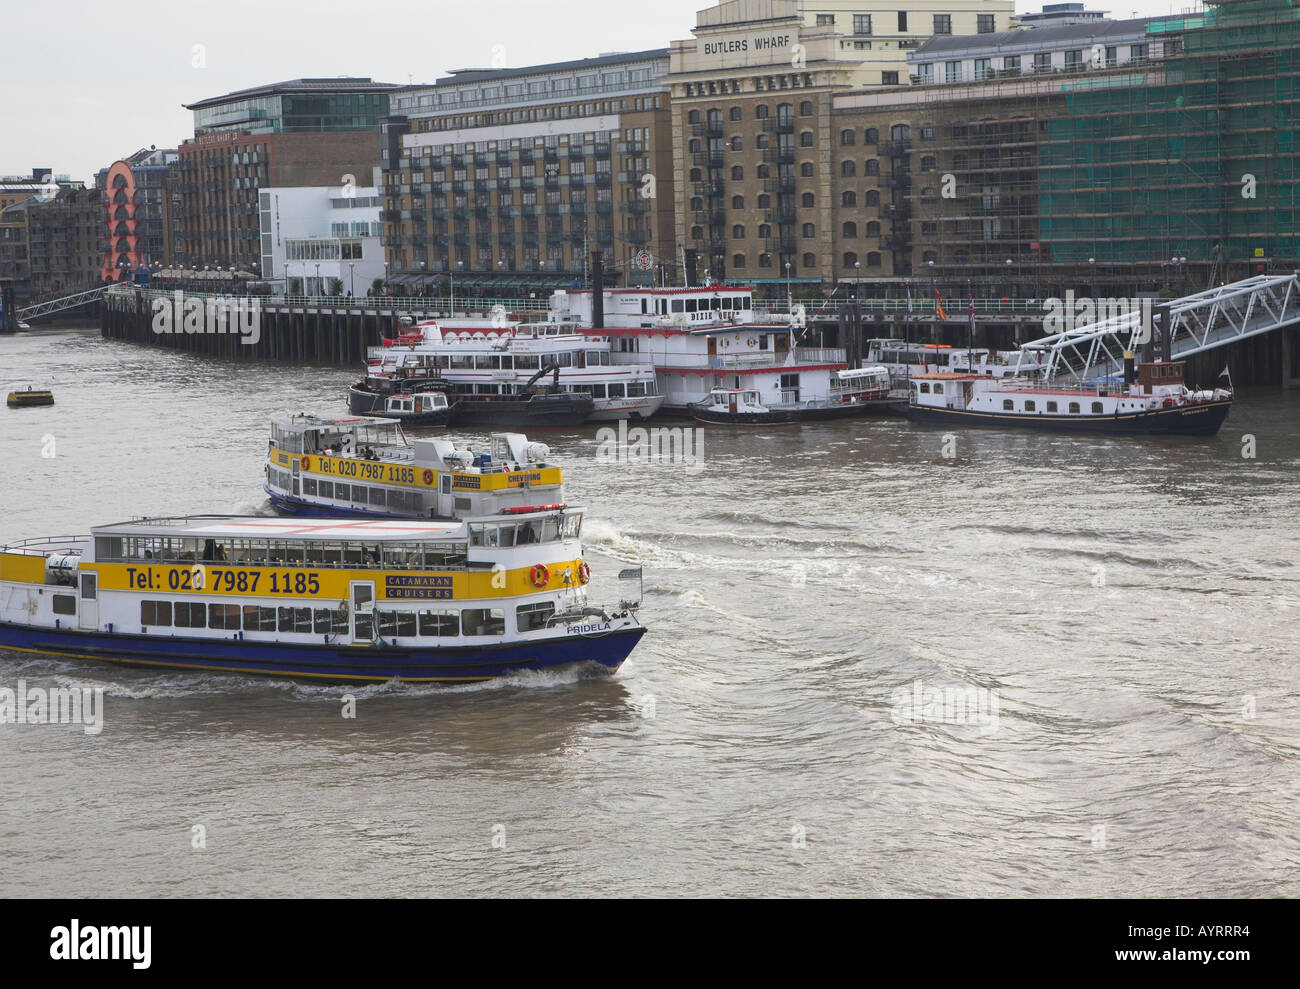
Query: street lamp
xmin=785 ymin=261 xmax=792 ymax=311
xmin=314 ymin=262 xmax=321 ymax=297
xmin=854 ymin=260 xmax=861 ymax=301
xmin=451 ymin=259 xmax=463 ymax=313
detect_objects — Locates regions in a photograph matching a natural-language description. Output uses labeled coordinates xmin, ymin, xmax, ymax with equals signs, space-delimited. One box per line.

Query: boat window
xmin=1003 ymin=399 xmax=1014 ymax=411
xmin=1092 ymin=402 xmax=1104 ymax=414
xmin=561 ymin=514 xmax=582 ymax=540
xmin=671 ymin=300 xmax=685 ymax=313
xmin=320 ymin=543 xmax=344 ymax=567
xmin=277 ymin=607 xmax=312 ymax=633
xmin=244 ymin=606 xmax=278 ymax=632
xmin=497 ymin=524 xmax=517 ymax=548
xmin=209 ymin=603 xmax=242 ymax=630
xmin=96 ymin=537 xmax=125 ymax=561
xmin=314 ymin=607 xmax=346 ymax=635
xmin=352 ymin=485 xmax=368 ymax=504
xmin=141 ymin=601 xmax=172 ymax=627
xmin=627 ymin=382 xmax=646 ymax=397
xmin=590 ymin=384 xmax=606 ymax=399
xmin=51 ymin=594 xmax=76 ymax=616
xmin=463 ymin=608 xmax=505 ymax=636
xmin=919 ymin=382 xmax=930 ymax=394
xmin=304 ymin=478 xmax=318 ymax=496
xmin=318 ymin=481 xmax=334 ymax=499
xmin=1046 ymin=402 xmax=1058 ymax=413
xmin=175 ymin=602 xmax=206 ymax=628
xmin=370 ymin=487 xmax=387 ymax=507
xmin=419 ymin=610 xmax=460 ymax=637
xmin=608 ymin=383 xmax=625 ymax=398
xmin=517 ymin=601 xmax=556 ymax=632
xmin=934 ymin=384 xmax=944 ymax=395
xmin=1024 ymin=400 xmax=1036 ymax=412
xmin=1069 ymin=402 xmax=1081 ymax=414
xmin=515 ymin=355 xmax=540 ymax=370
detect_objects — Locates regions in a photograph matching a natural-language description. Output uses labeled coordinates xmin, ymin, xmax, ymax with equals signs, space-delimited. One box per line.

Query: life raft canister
xmin=577 ymin=562 xmax=591 ymax=585
xmin=530 ymin=563 xmax=550 ymax=588
xmin=423 ymin=469 xmax=435 ymax=485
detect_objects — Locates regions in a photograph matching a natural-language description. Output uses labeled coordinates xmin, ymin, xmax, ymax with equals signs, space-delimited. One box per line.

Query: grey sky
xmin=2 ymin=0 xmax=1204 ymax=185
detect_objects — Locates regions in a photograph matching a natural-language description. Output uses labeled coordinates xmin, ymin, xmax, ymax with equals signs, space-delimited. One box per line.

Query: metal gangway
xmin=16 ymin=285 xmax=112 ymax=322
xmin=1020 ymin=273 xmax=1300 ymax=383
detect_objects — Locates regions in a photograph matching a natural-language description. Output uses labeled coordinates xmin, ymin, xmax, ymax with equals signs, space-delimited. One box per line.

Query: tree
xmin=288 ymin=277 xmax=303 ymax=296
xmin=370 ymin=278 xmax=385 ymax=296
xmin=328 ymin=277 xmax=344 ymax=297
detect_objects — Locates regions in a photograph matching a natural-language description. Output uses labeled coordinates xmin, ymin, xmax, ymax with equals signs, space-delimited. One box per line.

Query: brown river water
xmin=1 ymin=324 xmax=1298 ymax=896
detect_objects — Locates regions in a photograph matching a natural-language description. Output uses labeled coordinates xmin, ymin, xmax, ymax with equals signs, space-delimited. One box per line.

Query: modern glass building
xmin=187 ymin=79 xmax=395 ymax=136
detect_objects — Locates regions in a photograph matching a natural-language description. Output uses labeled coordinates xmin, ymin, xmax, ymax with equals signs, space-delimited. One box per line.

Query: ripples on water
xmin=1 ymin=326 xmax=1298 ymax=897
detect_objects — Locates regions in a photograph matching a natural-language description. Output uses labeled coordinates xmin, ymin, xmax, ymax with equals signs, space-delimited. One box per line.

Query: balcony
xmin=760 ymin=117 xmax=795 ymax=134
xmin=691 ymin=123 xmax=724 ymax=139
xmin=767 ymin=206 xmax=797 ymax=224
xmin=594 ymin=143 xmax=611 ymax=157
xmin=761 ymin=148 xmax=796 ymax=165
xmin=763 ymin=176 xmax=796 ymax=194
xmin=694 ymin=181 xmax=725 ymax=198
xmin=879 ymin=140 xmax=912 ymax=157
xmin=692 ymin=152 xmax=725 ymax=168
xmin=887 ymin=174 xmax=913 ymax=190
xmin=883 ymin=235 xmax=911 ymax=250
xmin=616 ymin=141 xmax=646 ymax=155
xmin=617 ymin=170 xmax=644 ymax=185
xmin=620 ymin=199 xmax=651 ymax=214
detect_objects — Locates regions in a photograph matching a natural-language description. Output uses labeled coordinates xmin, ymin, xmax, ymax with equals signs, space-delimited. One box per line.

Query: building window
xmin=732 ymin=195 xmax=745 ymax=209
xmin=733 ymin=225 xmax=745 ymax=239
xmin=865 ymin=159 xmax=879 ymax=175
xmin=759 ymin=254 xmax=773 ymax=267
xmin=757 ymin=164 xmax=770 ymax=178
xmin=756 ymin=104 xmax=769 ymax=119
xmin=1105 ymin=46 xmax=1118 ymax=67
xmin=802 ymin=252 xmax=815 ymax=269
xmin=730 ymin=136 xmax=743 ymax=151
xmin=842 ymin=191 xmax=856 ymax=206
xmin=802 ymin=223 xmax=815 ymax=238
xmin=733 ymin=253 xmax=746 ymax=268
xmin=934 ymin=14 xmax=951 ymax=34
xmin=758 ymin=194 xmax=771 ymax=208
xmin=1034 ymin=52 xmax=1052 ymax=72
xmin=758 ymin=223 xmax=771 ymax=238
xmin=978 ymin=14 xmax=995 ymax=33
xmin=882 ymin=71 xmax=899 ymax=85
xmin=865 ymin=128 xmax=878 ymax=144
xmin=800 ymin=101 xmax=813 ymax=116
xmin=800 ymin=131 xmax=814 ymax=147
xmin=730 ymin=106 xmax=742 ymax=120
xmin=841 ymin=129 xmax=856 ymax=146
xmin=898 ymin=12 xmax=907 ymax=32
xmin=921 ymin=221 xmax=937 ymax=235
xmin=1065 ymin=49 xmax=1083 ymax=70
xmin=945 ymin=61 xmax=962 ymax=83
xmin=866 ymin=252 xmax=881 ymax=266
xmin=920 ymin=155 xmax=937 ymax=172
xmin=691 ymin=225 xmax=703 ymax=240
xmin=865 ymin=190 xmax=880 ymax=206
xmin=842 ymin=160 xmax=856 ymax=176
xmin=974 ymin=58 xmax=991 ymax=79
xmin=1131 ymin=43 xmax=1149 ymax=61
xmin=866 ymin=221 xmax=880 ymax=236
xmin=688 ymin=110 xmax=700 ymax=124
xmin=732 ymin=165 xmax=744 ymax=180
xmin=844 ymin=251 xmax=858 ymax=267
xmin=802 ymin=193 xmax=815 ymax=207
xmin=801 ymin=161 xmax=814 ymax=176
xmin=1004 ymin=55 xmax=1021 ymax=75
xmin=756 ymin=134 xmax=770 ymax=149
xmin=817 ymin=13 xmax=834 ymax=25
xmin=843 ymin=222 xmax=857 ymax=238
xmin=917 ymin=63 xmax=934 ymax=83
xmin=920 ymin=124 xmax=935 ymax=139
xmin=854 ymin=14 xmax=872 ymax=35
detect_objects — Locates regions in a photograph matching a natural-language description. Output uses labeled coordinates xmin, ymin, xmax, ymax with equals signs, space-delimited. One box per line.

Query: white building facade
xmin=258 ymin=185 xmax=384 ymax=296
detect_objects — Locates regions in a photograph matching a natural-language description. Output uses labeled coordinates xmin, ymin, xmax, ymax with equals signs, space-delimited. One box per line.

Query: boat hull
xmin=691 ymin=398 xmax=905 ymax=425
xmin=7 ymin=391 xmax=54 ymax=408
xmin=349 ymin=384 xmax=593 ymax=427
xmin=0 ymin=620 xmax=646 ymax=683
xmin=906 ymin=399 xmax=1232 ymax=436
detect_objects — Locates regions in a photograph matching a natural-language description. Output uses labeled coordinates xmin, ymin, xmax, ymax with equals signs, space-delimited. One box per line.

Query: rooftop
xmin=94 ymin=516 xmax=464 ymax=541
xmin=185 ymin=78 xmax=398 ymax=110
xmin=914 ymin=17 xmax=1152 ymax=56
xmin=408 ymin=48 xmax=669 ymax=91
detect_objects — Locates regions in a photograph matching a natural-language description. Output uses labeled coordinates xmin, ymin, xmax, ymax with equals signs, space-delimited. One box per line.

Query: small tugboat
xmin=0 ymin=514 xmax=644 ymax=683
xmin=265 ymin=414 xmax=565 ymax=520
xmin=689 ymin=367 xmax=900 ymax=424
xmin=7 ymin=386 xmax=54 ymax=408
xmin=380 ymin=389 xmax=453 ymax=428
xmin=907 ymin=358 xmax=1232 ymax=436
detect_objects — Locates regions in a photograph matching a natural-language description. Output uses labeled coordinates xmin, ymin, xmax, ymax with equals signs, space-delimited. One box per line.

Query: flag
xmin=935 ymin=289 xmax=947 ymax=320
xmin=618 ymin=567 xmax=643 ymax=581
xmin=907 ymin=284 xmax=914 ymax=314
xmin=969 ymin=296 xmax=976 ymax=336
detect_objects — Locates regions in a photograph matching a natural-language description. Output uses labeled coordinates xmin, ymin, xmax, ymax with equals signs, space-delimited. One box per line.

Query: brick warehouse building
xmin=380 ymin=49 xmax=676 ymax=294
xmin=175 ymin=79 xmax=396 ymax=271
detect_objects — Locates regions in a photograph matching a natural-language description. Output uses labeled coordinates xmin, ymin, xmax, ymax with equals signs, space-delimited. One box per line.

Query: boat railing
xmin=0 ymin=535 xmax=90 ymax=556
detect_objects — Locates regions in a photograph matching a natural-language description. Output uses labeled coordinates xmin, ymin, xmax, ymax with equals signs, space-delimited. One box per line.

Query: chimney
xmin=591 ymin=250 xmax=604 ymax=328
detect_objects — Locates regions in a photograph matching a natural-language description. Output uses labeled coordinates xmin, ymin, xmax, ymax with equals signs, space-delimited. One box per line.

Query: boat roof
xmin=910 ymin=373 xmax=982 ymax=380
xmin=93 ymin=516 xmax=465 ymax=541
xmin=272 ymin=413 xmax=400 ymax=432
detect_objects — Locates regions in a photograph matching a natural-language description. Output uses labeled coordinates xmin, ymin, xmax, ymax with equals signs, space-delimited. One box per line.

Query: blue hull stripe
xmin=265 ymin=487 xmax=421 ymax=521
xmin=0 ymin=622 xmax=646 ymax=683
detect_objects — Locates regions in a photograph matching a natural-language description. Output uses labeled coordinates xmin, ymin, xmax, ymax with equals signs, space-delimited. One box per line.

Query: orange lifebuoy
xmin=747 ymin=337 xmax=757 ymax=347
xmin=300 ymin=456 xmax=310 ymax=472
xmin=530 ymin=564 xmax=549 ymax=588
xmin=578 ymin=562 xmax=591 ymax=585
xmin=422 ymin=469 xmax=434 ymax=485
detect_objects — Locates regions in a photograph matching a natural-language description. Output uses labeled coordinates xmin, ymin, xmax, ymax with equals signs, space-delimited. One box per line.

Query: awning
xmin=744 ymin=277 xmax=823 ymax=284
